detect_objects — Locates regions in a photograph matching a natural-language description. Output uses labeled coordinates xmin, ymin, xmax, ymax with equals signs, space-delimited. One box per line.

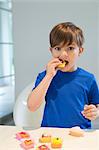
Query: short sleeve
xmin=32 ymin=71 xmax=46 ymax=91
xmin=88 ymin=75 xmax=99 ymax=104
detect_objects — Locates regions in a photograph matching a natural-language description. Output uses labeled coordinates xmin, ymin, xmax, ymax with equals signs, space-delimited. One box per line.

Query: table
xmin=0 ymin=125 xmax=99 ymax=150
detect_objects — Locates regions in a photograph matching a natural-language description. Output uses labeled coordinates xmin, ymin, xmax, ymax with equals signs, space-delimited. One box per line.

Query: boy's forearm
xmin=27 ymin=74 xmax=53 ymax=112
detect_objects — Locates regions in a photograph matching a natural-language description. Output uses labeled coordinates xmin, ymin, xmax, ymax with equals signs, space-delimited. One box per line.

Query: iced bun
xmin=57 ymin=61 xmax=66 ymax=68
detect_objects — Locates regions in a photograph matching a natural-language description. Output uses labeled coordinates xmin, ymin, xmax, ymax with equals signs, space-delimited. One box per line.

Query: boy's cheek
xmin=51 ymin=51 xmax=60 ymax=58
xmin=52 ymin=54 xmax=60 ymax=58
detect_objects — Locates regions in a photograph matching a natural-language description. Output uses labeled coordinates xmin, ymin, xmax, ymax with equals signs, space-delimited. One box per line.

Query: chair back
xmin=13 ymin=82 xmax=45 ymax=129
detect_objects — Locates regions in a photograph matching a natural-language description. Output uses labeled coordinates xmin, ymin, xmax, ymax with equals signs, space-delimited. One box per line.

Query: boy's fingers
xmin=84 ymin=104 xmax=96 ymax=110
xmin=82 ymin=112 xmax=97 ymax=120
xmin=81 ymin=109 xmax=97 ymax=118
xmin=84 ymin=104 xmax=88 ymax=109
xmin=82 ymin=105 xmax=97 ymax=120
xmin=86 ymin=111 xmax=96 ymax=116
xmin=47 ymin=59 xmax=61 ymax=68
xmin=83 ymin=108 xmax=96 ymax=114
xmin=84 ymin=112 xmax=97 ymax=118
xmin=53 ymin=62 xmax=62 ymax=68
xmin=85 ymin=116 xmax=96 ymax=121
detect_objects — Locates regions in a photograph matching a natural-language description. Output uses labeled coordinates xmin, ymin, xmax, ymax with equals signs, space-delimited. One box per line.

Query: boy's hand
xmin=46 ymin=58 xmax=62 ymax=78
xmin=82 ymin=104 xmax=99 ymax=120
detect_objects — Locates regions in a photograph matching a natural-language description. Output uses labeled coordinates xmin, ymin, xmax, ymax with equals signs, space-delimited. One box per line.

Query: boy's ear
xmin=49 ymin=47 xmax=52 ymax=52
xmin=79 ymin=47 xmax=84 ymax=56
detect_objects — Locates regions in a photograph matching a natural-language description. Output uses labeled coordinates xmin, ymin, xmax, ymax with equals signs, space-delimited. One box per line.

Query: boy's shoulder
xmin=78 ymin=67 xmax=95 ymax=79
xmin=38 ymin=70 xmax=46 ymax=78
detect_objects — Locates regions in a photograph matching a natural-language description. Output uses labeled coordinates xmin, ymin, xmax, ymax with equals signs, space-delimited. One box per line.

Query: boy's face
xmin=50 ymin=42 xmax=84 ymax=72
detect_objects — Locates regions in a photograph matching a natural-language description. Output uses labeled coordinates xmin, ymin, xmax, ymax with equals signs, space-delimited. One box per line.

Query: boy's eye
xmin=67 ymin=46 xmax=75 ymax=51
xmin=54 ymin=47 xmax=61 ymax=51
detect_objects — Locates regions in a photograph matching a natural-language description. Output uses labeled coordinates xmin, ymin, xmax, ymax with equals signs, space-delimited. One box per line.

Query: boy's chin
xmin=58 ymin=66 xmax=68 ymax=72
xmin=58 ymin=65 xmax=75 ymax=72
xmin=63 ymin=66 xmax=77 ymax=72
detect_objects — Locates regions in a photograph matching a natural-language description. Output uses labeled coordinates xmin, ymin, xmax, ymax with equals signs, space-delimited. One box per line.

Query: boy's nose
xmin=60 ymin=50 xmax=68 ymax=58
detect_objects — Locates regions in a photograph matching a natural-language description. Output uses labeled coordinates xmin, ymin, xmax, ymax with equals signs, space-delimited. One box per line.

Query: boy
xmin=28 ymin=22 xmax=99 ymax=129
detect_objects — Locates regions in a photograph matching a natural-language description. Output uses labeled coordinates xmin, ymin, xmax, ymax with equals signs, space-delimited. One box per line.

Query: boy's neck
xmin=61 ymin=65 xmax=78 ymax=72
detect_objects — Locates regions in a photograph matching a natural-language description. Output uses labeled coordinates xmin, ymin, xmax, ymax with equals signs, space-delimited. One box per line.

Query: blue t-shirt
xmin=33 ymin=67 xmax=99 ymax=129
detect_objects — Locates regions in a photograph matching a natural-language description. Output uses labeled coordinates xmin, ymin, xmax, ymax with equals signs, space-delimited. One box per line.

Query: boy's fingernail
xmin=84 ymin=105 xmax=88 ymax=109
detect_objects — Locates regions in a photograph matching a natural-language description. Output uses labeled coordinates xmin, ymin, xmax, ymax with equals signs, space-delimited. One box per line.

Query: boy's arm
xmin=27 ymin=74 xmax=53 ymax=112
xmin=27 ymin=58 xmax=61 ymax=112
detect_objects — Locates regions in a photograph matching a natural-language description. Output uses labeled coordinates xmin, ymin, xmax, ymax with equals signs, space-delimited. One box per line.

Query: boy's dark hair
xmin=49 ymin=22 xmax=84 ymax=48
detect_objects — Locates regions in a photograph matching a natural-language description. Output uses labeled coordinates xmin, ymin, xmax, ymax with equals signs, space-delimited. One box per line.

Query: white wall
xmin=12 ymin=1 xmax=99 ymax=97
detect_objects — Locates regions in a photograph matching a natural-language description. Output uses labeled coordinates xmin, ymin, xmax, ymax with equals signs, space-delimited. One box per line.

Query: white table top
xmin=0 ymin=125 xmax=99 ymax=150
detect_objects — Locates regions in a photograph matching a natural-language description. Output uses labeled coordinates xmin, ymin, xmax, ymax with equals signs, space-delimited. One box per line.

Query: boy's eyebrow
xmin=53 ymin=42 xmax=77 ymax=48
xmin=53 ymin=45 xmax=61 ymax=47
xmin=67 ymin=44 xmax=75 ymax=47
xmin=66 ymin=43 xmax=77 ymax=47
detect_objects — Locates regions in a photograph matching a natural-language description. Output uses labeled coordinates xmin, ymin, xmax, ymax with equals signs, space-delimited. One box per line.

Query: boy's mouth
xmin=64 ymin=60 xmax=69 ymax=65
xmin=57 ymin=59 xmax=69 ymax=68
